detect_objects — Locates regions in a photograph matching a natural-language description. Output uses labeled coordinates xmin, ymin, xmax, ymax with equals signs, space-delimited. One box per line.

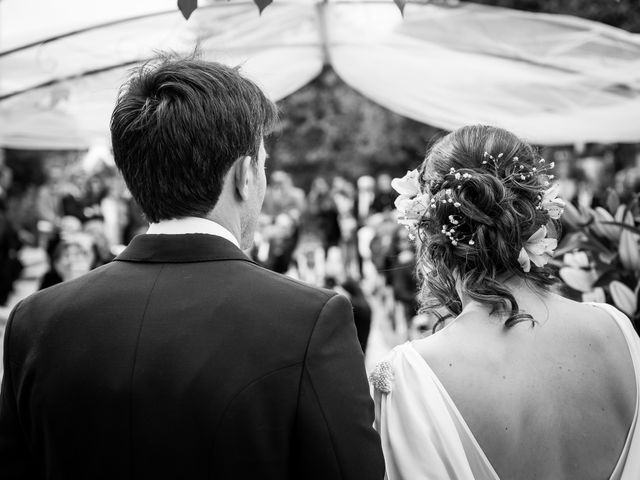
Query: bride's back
xmin=416 ymin=297 xmax=636 ymax=480
xmin=380 ymin=124 xmax=639 ymax=479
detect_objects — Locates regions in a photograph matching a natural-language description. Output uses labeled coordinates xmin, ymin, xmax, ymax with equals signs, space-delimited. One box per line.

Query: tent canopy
xmin=1 ymin=0 xmax=639 ymax=149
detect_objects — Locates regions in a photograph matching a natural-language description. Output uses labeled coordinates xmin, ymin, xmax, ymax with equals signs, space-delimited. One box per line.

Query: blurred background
xmin=1 ymin=0 xmax=639 ymax=372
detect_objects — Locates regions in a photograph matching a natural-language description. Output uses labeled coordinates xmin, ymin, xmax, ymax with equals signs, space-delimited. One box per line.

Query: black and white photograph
xmin=0 ymin=0 xmax=639 ymax=478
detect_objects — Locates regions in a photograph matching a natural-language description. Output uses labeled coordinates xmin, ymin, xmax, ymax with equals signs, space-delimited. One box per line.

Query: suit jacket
xmin=0 ymin=234 xmax=384 ymax=479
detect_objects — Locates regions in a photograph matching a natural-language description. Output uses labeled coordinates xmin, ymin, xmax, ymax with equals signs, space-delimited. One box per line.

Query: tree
xmin=265 ymin=68 xmax=444 ymax=190
xmin=467 ymin=0 xmax=640 ymax=33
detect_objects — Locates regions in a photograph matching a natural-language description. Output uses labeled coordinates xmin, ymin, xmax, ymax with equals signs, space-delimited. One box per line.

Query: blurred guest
xmin=83 ymin=219 xmax=115 ymax=267
xmin=59 ymin=168 xmax=86 ymax=221
xmin=265 ymin=212 xmax=298 ymax=274
xmin=39 ymin=232 xmax=95 ymax=290
xmin=371 ymin=172 xmax=395 ymax=214
xmin=325 ymin=253 xmax=372 ymax=354
xmin=333 ymin=177 xmax=360 ymax=279
xmin=390 ymin=227 xmax=419 ymax=332
xmin=35 ymin=164 xmax=65 ymax=246
xmin=356 ymin=175 xmax=376 ymax=224
xmin=101 ymin=172 xmax=128 ymax=247
xmin=304 ymin=177 xmax=341 ymax=254
xmin=0 ymin=199 xmax=23 ymax=306
xmin=341 ymin=278 xmax=372 ymax=353
xmin=262 ymin=171 xmax=305 ymax=222
xmin=369 ymin=213 xmax=399 ymax=286
xmin=81 ymin=174 xmax=107 ymax=222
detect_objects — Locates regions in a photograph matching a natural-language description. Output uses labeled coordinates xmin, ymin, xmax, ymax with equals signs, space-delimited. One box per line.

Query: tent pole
xmin=316 ymin=0 xmax=331 ymax=67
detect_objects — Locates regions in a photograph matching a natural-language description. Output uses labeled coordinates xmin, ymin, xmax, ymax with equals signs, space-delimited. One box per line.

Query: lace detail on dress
xmin=369 ymin=361 xmax=394 ymax=393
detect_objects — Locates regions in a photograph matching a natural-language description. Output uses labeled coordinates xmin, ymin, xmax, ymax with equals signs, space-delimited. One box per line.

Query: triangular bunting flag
xmin=253 ymin=0 xmax=273 ymax=15
xmin=393 ymin=0 xmax=406 ymax=16
xmin=178 ymin=0 xmax=198 ymax=20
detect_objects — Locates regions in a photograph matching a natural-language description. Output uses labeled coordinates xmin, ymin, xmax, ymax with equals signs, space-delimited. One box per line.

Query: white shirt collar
xmin=146 ymin=217 xmax=240 ymax=248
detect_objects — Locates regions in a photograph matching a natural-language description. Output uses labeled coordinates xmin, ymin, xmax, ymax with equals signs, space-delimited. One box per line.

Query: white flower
xmin=518 ymin=226 xmax=557 ymax=272
xmin=398 ymin=217 xmax=420 ymax=230
xmin=394 ymin=194 xmax=413 ymax=213
xmin=540 ymin=183 xmax=565 ymax=220
xmin=392 ymin=170 xmax=428 ymax=234
xmin=395 ymin=192 xmax=430 ymax=223
xmin=391 ymin=170 xmax=421 ymax=197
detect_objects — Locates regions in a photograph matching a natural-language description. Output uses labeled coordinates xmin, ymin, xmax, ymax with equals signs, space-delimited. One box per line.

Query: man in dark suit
xmin=0 ymin=55 xmax=384 ymax=479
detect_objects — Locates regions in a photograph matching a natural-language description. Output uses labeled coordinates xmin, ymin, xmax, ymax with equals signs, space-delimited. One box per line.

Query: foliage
xmin=556 ymin=191 xmax=640 ymax=332
xmin=266 ymin=68 xmax=445 ymax=190
xmin=467 ymin=0 xmax=640 ymax=33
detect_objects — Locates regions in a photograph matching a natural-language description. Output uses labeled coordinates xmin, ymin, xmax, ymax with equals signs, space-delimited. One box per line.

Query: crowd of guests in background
xmin=1 ymin=145 xmax=639 ymax=352
xmin=250 ymin=170 xmax=422 ymax=351
xmin=0 ymin=157 xmax=145 ymax=308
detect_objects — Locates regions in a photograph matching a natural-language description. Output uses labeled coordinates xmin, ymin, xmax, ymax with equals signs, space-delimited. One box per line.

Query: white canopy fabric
xmin=1 ymin=0 xmax=639 ymax=149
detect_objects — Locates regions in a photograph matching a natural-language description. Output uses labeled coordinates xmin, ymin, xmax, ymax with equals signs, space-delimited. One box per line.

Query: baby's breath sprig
xmin=441 ymin=214 xmax=475 ymax=247
xmin=482 ymin=151 xmax=503 ymax=173
xmin=481 ymin=152 xmax=557 ymax=187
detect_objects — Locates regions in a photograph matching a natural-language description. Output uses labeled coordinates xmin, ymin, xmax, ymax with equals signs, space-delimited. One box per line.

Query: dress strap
xmin=404 ymin=344 xmax=500 ymax=480
xmin=586 ymin=303 xmax=640 ymax=480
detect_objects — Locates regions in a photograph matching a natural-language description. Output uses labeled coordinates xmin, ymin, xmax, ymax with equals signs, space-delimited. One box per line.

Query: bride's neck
xmin=457 ymin=276 xmax=554 ymax=324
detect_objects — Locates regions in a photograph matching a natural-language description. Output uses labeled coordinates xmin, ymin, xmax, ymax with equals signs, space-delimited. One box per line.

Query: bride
xmin=370 ymin=125 xmax=639 ymax=480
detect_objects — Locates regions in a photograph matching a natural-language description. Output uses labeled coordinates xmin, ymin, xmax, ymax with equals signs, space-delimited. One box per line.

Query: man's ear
xmin=233 ymin=155 xmax=252 ymax=201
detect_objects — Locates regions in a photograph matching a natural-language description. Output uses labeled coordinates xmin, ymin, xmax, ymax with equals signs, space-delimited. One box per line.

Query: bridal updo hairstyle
xmin=417 ymin=125 xmax=559 ymax=327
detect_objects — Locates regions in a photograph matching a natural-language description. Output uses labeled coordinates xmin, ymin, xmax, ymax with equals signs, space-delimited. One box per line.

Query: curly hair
xmin=416 ymin=125 xmax=560 ymax=327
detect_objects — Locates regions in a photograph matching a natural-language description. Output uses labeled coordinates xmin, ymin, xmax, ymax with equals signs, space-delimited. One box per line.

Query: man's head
xmin=110 ymin=54 xmax=277 ymax=247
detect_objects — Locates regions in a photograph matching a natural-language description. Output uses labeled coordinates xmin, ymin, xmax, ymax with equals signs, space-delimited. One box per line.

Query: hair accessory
xmin=482 ymin=151 xmax=501 ymax=172
xmin=518 ymin=225 xmax=557 ymax=272
xmin=441 ymin=214 xmax=475 ymax=247
xmin=392 ymin=169 xmax=429 ymax=236
xmin=538 ymin=182 xmax=565 ymax=219
xmin=448 ymin=167 xmax=473 ymax=182
xmin=482 ymin=152 xmax=556 ymax=186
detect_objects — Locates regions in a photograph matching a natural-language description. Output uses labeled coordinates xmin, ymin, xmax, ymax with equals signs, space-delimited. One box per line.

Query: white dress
xmin=370 ymin=303 xmax=640 ymax=480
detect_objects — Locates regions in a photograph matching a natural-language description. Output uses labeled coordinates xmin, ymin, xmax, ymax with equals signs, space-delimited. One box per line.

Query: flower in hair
xmin=518 ymin=226 xmax=557 ymax=272
xmin=392 ymin=170 xmax=429 ymax=233
xmin=391 ymin=170 xmax=421 ymax=197
xmin=539 ymin=183 xmax=565 ymax=220
xmin=394 ymin=192 xmax=430 ymax=230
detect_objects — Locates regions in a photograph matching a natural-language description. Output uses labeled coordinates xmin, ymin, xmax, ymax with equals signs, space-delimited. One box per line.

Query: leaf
xmin=561 ymin=201 xmax=588 ymax=230
xmin=559 ymin=267 xmax=598 ymax=293
xmin=619 ymin=227 xmax=640 ymax=271
xmin=606 ymin=189 xmax=620 ymax=214
xmin=393 ymin=0 xmax=407 ymax=15
xmin=615 ymin=204 xmax=627 ymax=223
xmin=253 ymin=0 xmax=273 ymax=14
xmin=177 ymin=0 xmax=198 ymax=20
xmin=592 ymin=207 xmax=620 ymax=241
xmin=555 ymin=232 xmax=589 ymax=256
xmin=599 ymin=221 xmax=640 ymax=236
xmin=582 ymin=287 xmax=606 ymax=303
xmin=610 ymin=280 xmax=637 ymax=316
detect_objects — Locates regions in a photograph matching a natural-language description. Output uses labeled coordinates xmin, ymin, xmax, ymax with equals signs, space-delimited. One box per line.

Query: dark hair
xmin=110 ymin=53 xmax=277 ymax=222
xmin=416 ymin=125 xmax=559 ymax=327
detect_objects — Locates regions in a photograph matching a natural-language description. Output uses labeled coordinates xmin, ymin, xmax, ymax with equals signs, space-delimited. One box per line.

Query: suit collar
xmin=146 ymin=217 xmax=240 ymax=248
xmin=115 ymin=234 xmax=255 ymax=264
